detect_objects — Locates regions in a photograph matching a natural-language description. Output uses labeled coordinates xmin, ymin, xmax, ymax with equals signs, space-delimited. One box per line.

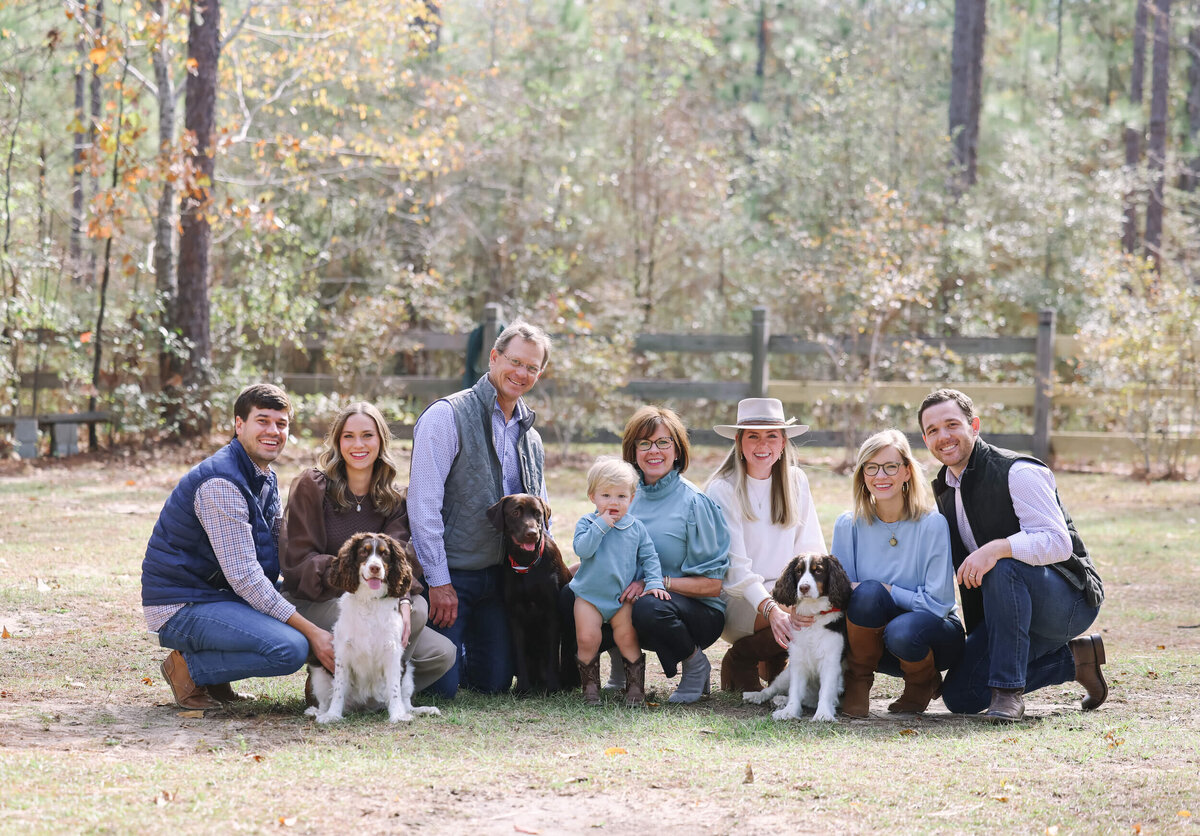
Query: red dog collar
xmin=507 ymin=537 xmax=546 ymax=574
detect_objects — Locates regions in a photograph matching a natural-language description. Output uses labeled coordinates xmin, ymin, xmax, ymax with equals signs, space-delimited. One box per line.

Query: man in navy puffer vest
xmin=142 ymin=384 xmax=334 ymax=709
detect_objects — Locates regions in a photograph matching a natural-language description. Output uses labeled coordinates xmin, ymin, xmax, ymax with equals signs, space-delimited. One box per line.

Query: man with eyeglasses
xmin=408 ymin=320 xmax=552 ymax=697
xmin=918 ymin=388 xmax=1107 ymax=721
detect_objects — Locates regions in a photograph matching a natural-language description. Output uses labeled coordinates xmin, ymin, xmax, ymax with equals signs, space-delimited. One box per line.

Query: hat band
xmin=738 ymin=417 xmax=792 ymax=426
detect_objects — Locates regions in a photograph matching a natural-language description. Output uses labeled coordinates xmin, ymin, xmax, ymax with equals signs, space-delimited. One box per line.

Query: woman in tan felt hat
xmin=705 ymin=398 xmax=827 ymax=692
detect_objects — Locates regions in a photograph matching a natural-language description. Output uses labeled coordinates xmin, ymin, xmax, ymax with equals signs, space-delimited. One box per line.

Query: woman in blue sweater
xmin=622 ymin=406 xmax=731 ymax=704
xmin=831 ymin=429 xmax=964 ymax=717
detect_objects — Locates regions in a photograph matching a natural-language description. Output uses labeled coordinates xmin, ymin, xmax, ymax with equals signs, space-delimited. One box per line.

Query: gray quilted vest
xmin=439 ymin=375 xmax=545 ymax=570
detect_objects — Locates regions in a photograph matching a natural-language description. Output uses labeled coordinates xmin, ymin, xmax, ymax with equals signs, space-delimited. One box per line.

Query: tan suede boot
xmin=887 ymin=651 xmax=941 ymax=714
xmin=842 ymin=621 xmax=885 ymax=718
xmin=577 ymin=655 xmax=602 ymax=706
xmin=721 ymin=627 xmax=786 ymax=693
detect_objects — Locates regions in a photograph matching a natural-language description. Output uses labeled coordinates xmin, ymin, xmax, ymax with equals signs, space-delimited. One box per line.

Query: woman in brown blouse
xmin=281 ymin=401 xmax=455 ymax=692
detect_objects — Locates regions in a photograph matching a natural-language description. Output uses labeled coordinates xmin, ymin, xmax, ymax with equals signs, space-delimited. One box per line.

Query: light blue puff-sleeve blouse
xmin=629 ymin=469 xmax=731 ymax=613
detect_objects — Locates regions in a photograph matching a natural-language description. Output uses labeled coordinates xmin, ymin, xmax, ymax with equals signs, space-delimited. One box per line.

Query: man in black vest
xmin=919 ymin=389 xmax=1108 ymax=721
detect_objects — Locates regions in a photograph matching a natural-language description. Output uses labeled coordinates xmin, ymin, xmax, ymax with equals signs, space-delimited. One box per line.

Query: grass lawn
xmin=0 ymin=440 xmax=1197 ymax=835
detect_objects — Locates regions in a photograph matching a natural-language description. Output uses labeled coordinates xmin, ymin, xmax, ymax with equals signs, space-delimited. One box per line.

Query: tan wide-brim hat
xmin=713 ymin=398 xmax=810 ymax=439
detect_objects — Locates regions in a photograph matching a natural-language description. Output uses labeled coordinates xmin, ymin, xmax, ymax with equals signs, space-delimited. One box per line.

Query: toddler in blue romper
xmin=571 ymin=456 xmax=668 ymax=706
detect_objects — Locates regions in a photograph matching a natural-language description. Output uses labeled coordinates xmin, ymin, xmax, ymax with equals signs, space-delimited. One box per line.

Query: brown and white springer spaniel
xmin=743 ymin=553 xmax=851 ymax=722
xmin=305 ymin=533 xmax=440 ymax=724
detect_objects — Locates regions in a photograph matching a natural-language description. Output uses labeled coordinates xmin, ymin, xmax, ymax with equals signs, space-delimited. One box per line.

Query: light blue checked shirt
xmin=143 ymin=463 xmax=295 ymax=631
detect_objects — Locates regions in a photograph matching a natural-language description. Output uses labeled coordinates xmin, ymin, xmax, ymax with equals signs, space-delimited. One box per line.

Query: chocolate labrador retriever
xmin=486 ymin=493 xmax=579 ymax=694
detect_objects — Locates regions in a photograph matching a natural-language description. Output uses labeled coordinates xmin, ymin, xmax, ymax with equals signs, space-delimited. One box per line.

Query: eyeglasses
xmin=635 ymin=438 xmax=675 ymax=451
xmin=863 ymin=462 xmax=903 ymax=477
xmin=499 ymin=352 xmax=542 ymax=377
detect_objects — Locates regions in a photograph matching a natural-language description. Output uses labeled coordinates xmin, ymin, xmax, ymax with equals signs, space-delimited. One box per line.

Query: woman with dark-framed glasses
xmin=831 ymin=429 xmax=963 ymax=717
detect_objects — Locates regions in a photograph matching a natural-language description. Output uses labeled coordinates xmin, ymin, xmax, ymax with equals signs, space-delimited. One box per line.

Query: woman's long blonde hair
xmin=316 ymin=402 xmax=404 ymax=515
xmin=851 ymin=429 xmax=934 ymax=522
xmin=708 ymin=429 xmax=799 ymax=527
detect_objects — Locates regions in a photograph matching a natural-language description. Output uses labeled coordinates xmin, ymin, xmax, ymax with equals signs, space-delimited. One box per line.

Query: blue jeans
xmin=941 ymin=558 xmax=1100 ymax=713
xmin=157 ymin=601 xmax=309 ymax=686
xmin=847 ymin=580 xmax=964 ymax=676
xmin=425 ymin=566 xmax=513 ymax=698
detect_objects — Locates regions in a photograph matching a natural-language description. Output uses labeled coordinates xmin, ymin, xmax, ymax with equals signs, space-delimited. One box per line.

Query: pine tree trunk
xmin=1122 ymin=0 xmax=1148 ymax=252
xmin=1143 ymin=0 xmax=1171 ymax=266
xmin=153 ymin=0 xmax=181 ymax=415
xmin=176 ymin=0 xmax=221 ymax=437
xmin=949 ymin=0 xmax=986 ymax=194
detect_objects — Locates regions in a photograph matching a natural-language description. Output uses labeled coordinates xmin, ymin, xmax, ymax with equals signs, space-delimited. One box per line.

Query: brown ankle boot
xmin=842 ymin=621 xmax=885 ymax=718
xmin=1069 ymin=634 xmax=1108 ymax=711
xmin=721 ymin=627 xmax=786 ymax=693
xmin=887 ymin=651 xmax=941 ymax=714
xmin=577 ymin=655 xmax=601 ymax=706
xmin=985 ymin=687 xmax=1025 ymax=721
xmin=160 ymin=650 xmax=221 ymax=710
xmin=622 ymin=653 xmax=647 ymax=707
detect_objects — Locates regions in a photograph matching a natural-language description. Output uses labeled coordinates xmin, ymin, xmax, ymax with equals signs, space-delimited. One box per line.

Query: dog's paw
xmin=810 ymin=707 xmax=837 ymax=722
xmin=388 ymin=712 xmax=414 ymax=723
xmin=771 ymin=695 xmax=787 ymax=707
xmin=303 ymin=706 xmax=319 ymax=718
xmin=742 ymin=691 xmax=769 ymax=704
xmin=412 ymin=706 xmax=441 ymax=717
xmin=314 ymin=711 xmax=341 ymax=724
xmin=771 ymin=705 xmax=802 ymax=721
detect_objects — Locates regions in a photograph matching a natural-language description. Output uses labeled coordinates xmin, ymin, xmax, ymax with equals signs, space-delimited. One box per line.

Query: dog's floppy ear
xmin=537 ymin=497 xmax=552 ymax=529
xmin=381 ymin=534 xmax=413 ymax=599
xmin=328 ymin=533 xmax=366 ymax=594
xmin=771 ymin=556 xmax=801 ymax=607
xmin=485 ymin=496 xmax=509 ymax=532
xmin=824 ymin=554 xmax=852 ymax=610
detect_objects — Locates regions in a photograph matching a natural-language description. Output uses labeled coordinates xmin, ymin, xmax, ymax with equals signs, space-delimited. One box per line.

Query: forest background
xmin=1 ymin=0 xmax=1198 ymax=476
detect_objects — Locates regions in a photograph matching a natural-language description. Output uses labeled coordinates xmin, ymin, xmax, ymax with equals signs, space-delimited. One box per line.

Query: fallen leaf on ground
xmin=176 ymin=710 xmax=205 ymax=719
xmin=991 ymin=796 xmax=1009 ymax=803
xmin=153 ymin=790 xmax=175 ymax=806
xmin=142 ymin=677 xmax=153 ymax=685
xmin=899 ymin=728 xmax=916 ymax=736
xmin=1179 ymin=810 xmax=1192 ymax=817
xmin=1 ymin=626 xmax=9 ymax=638
xmin=1133 ymin=824 xmax=1143 ymax=834
xmin=277 ymin=816 xmax=297 ymax=827
xmin=36 ymin=578 xmax=51 ymax=592
xmin=743 ymin=764 xmax=753 ymax=784
xmin=604 ymin=747 xmax=627 ymax=756
xmin=125 ymin=480 xmax=136 ymax=486
xmin=514 ymin=825 xmax=539 ymax=834
xmin=566 ymin=776 xmax=589 ymax=784
xmin=245 ymin=753 xmax=265 ymax=762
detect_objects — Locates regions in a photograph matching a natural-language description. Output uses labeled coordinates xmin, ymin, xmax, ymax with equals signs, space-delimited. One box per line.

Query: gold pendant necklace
xmin=881 ymin=518 xmax=900 ymax=547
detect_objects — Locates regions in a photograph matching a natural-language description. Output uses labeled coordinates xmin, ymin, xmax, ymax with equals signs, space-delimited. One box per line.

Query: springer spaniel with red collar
xmin=743 ymin=553 xmax=851 ymax=722
xmin=306 ymin=533 xmax=440 ymax=724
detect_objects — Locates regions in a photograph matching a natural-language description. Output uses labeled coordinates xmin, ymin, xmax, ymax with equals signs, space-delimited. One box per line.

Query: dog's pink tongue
xmin=367 ymin=578 xmax=382 ymax=590
xmin=519 ymin=542 xmax=536 ymax=551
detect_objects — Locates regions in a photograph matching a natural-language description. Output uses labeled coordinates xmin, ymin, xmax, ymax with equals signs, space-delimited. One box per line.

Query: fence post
xmin=481 ymin=303 xmax=502 ymax=369
xmin=750 ymin=306 xmax=769 ymax=398
xmin=1033 ymin=308 xmax=1056 ymax=461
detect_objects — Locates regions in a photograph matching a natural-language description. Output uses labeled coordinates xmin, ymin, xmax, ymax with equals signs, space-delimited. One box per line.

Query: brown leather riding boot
xmin=622 ymin=653 xmax=647 ymax=707
xmin=842 ymin=621 xmax=885 ymax=718
xmin=887 ymin=651 xmax=941 ymax=714
xmin=160 ymin=650 xmax=221 ymax=710
xmin=577 ymin=655 xmax=601 ymax=706
xmin=721 ymin=627 xmax=785 ymax=693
